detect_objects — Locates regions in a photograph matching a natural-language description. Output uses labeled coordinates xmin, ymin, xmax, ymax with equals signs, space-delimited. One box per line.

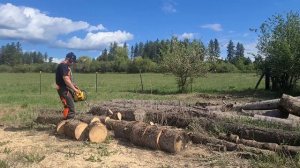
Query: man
xmin=56 ymin=52 xmax=80 ymax=119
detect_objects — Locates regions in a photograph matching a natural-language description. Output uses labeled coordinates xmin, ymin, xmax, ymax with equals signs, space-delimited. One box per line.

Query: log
xmin=78 ymin=115 xmax=100 ymax=124
xmin=64 ymin=119 xmax=88 ymax=140
xmin=110 ymin=112 xmax=122 ymax=120
xmin=222 ymin=123 xmax=300 ymax=146
xmin=99 ymin=116 xmax=110 ymax=125
xmin=87 ymin=121 xmax=107 ymax=143
xmin=158 ymin=129 xmax=188 ymax=153
xmin=36 ymin=113 xmax=63 ymax=125
xmin=253 ymin=114 xmax=299 ymax=128
xmin=218 ymin=133 xmax=239 ymax=143
xmin=240 ymin=109 xmax=289 ymax=118
xmin=117 ymin=109 xmax=146 ymax=121
xmin=130 ymin=122 xmax=149 ymax=146
xmin=88 ymin=106 xmax=113 ymax=116
xmin=105 ymin=119 xmax=137 ymax=140
xmin=56 ymin=120 xmax=67 ymax=135
xmin=279 ymin=94 xmax=300 ymax=117
xmin=141 ymin=125 xmax=164 ymax=150
xmin=188 ymin=132 xmax=273 ymax=155
xmin=233 ymin=99 xmax=280 ymax=111
xmin=218 ymin=133 xmax=300 ymax=156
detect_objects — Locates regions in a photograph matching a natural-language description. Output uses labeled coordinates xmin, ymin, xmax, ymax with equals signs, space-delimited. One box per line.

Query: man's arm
xmin=63 ymin=75 xmax=80 ymax=93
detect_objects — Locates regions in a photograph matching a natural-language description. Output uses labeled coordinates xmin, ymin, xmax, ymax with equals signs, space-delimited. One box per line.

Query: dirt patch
xmin=0 ymin=127 xmax=250 ymax=168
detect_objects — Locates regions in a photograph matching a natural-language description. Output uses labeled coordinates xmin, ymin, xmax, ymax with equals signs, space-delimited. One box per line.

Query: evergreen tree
xmin=236 ymin=42 xmax=245 ymax=58
xmin=213 ymin=38 xmax=220 ymax=59
xmin=227 ymin=40 xmax=235 ymax=63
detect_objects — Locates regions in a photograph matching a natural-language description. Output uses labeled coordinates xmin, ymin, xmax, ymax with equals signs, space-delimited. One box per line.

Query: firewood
xmin=117 ymin=109 xmax=146 ymax=121
xmin=63 ymin=119 xmax=88 ymax=140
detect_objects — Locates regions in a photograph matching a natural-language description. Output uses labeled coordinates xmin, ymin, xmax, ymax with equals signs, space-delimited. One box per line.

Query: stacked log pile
xmin=35 ymin=94 xmax=300 ymax=156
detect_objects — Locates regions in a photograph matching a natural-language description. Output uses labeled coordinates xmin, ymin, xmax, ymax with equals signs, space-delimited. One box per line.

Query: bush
xmin=0 ymin=65 xmax=12 ymax=72
xmin=212 ymin=62 xmax=239 ymax=73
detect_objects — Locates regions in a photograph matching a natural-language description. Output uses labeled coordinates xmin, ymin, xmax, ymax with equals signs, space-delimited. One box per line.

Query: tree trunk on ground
xmin=188 ymin=132 xmax=273 ymax=155
xmin=63 ymin=119 xmax=88 ymax=140
xmin=130 ymin=122 xmax=149 ymax=146
xmin=36 ymin=113 xmax=63 ymax=125
xmin=218 ymin=133 xmax=300 ymax=156
xmin=78 ymin=115 xmax=100 ymax=124
xmin=279 ymin=94 xmax=300 ymax=117
xmin=222 ymin=123 xmax=300 ymax=146
xmin=239 ymin=109 xmax=289 ymax=118
xmin=87 ymin=121 xmax=107 ymax=143
xmin=253 ymin=114 xmax=299 ymax=128
xmin=158 ymin=129 xmax=188 ymax=153
xmin=117 ymin=109 xmax=146 ymax=121
xmin=141 ymin=125 xmax=164 ymax=150
xmin=233 ymin=99 xmax=280 ymax=111
xmin=104 ymin=119 xmax=188 ymax=153
xmin=88 ymin=106 xmax=113 ymax=116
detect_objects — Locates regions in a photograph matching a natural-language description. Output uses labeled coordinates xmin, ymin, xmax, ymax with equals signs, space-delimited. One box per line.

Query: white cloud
xmin=0 ymin=3 xmax=134 ymax=51
xmin=0 ymin=3 xmax=89 ymax=42
xmin=55 ymin=30 xmax=134 ymax=50
xmin=87 ymin=24 xmax=106 ymax=32
xmin=177 ymin=33 xmax=195 ymax=39
xmin=162 ymin=0 xmax=177 ymax=13
xmin=244 ymin=41 xmax=258 ymax=59
xmin=52 ymin=57 xmax=64 ymax=63
xmin=201 ymin=23 xmax=223 ymax=32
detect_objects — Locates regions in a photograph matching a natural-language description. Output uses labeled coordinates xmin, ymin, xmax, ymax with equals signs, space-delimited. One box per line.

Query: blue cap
xmin=66 ymin=52 xmax=77 ymax=63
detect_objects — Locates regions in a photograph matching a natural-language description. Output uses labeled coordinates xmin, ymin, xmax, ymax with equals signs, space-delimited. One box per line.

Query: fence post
xmin=96 ymin=72 xmax=98 ymax=93
xmin=40 ymin=71 xmax=42 ymax=95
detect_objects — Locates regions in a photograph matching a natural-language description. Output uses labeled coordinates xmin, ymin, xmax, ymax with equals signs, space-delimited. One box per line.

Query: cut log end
xmin=64 ymin=120 xmax=88 ymax=140
xmin=56 ymin=120 xmax=67 ymax=135
xmin=88 ymin=122 xmax=107 ymax=143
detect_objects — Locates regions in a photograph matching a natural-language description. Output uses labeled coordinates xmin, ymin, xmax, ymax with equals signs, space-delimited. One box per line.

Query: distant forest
xmin=0 ymin=38 xmax=255 ymax=73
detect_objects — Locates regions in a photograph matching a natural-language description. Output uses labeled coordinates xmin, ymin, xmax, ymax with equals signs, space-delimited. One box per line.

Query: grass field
xmin=0 ymin=72 xmax=274 ymax=125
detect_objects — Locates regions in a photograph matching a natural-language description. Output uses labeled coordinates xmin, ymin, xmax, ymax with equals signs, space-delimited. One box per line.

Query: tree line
xmin=0 ymin=39 xmax=254 ymax=74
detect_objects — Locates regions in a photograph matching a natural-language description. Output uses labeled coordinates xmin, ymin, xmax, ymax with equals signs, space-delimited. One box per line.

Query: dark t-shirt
xmin=56 ymin=63 xmax=71 ymax=88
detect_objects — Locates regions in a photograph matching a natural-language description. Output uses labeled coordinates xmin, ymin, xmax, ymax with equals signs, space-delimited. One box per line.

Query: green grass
xmin=0 ymin=72 xmax=272 ymax=125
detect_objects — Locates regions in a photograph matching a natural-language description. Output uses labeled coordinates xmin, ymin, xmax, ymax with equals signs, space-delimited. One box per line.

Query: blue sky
xmin=0 ymin=0 xmax=299 ymax=62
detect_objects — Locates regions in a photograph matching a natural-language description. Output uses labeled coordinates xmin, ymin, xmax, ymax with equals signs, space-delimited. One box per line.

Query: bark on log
xmin=253 ymin=114 xmax=299 ymax=128
xmin=64 ymin=119 xmax=88 ymax=140
xmin=36 ymin=113 xmax=63 ymax=125
xmin=233 ymin=99 xmax=280 ymax=111
xmin=105 ymin=119 xmax=138 ymax=140
xmin=99 ymin=116 xmax=110 ymax=125
xmin=141 ymin=125 xmax=164 ymax=150
xmin=117 ymin=109 xmax=146 ymax=121
xmin=88 ymin=106 xmax=113 ymax=116
xmin=110 ymin=112 xmax=122 ymax=120
xmin=78 ymin=115 xmax=100 ymax=124
xmin=87 ymin=121 xmax=107 ymax=143
xmin=218 ymin=133 xmax=239 ymax=143
xmin=240 ymin=109 xmax=289 ymax=118
xmin=188 ymin=132 xmax=273 ymax=155
xmin=218 ymin=133 xmax=300 ymax=156
xmin=279 ymin=94 xmax=300 ymax=117
xmin=158 ymin=129 xmax=188 ymax=153
xmin=223 ymin=123 xmax=300 ymax=146
xmin=130 ymin=122 xmax=149 ymax=146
